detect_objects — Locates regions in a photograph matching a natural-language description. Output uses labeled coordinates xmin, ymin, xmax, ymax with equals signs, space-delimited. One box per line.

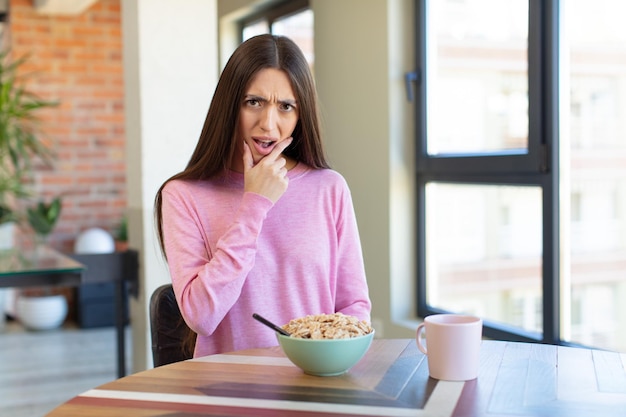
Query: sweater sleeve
xmin=333 ymin=179 xmax=372 ymax=322
xmin=161 ymin=182 xmax=273 ymax=335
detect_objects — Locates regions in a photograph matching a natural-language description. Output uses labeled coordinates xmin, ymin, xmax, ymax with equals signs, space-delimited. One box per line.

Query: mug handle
xmin=416 ymin=323 xmax=427 ymax=354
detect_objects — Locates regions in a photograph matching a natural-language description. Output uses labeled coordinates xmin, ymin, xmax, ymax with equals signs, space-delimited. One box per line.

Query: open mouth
xmin=255 ymin=139 xmax=276 ymax=149
xmin=250 ymin=137 xmax=280 ymax=156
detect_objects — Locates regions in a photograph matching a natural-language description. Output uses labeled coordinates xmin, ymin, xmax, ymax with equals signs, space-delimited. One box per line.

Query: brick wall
xmin=8 ymin=0 xmax=126 ymax=252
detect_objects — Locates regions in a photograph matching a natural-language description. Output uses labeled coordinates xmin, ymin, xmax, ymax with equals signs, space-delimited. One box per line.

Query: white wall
xmin=122 ymin=0 xmax=218 ymax=372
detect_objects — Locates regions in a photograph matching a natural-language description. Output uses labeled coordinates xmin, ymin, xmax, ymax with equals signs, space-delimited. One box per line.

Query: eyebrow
xmin=245 ymin=94 xmax=297 ymax=106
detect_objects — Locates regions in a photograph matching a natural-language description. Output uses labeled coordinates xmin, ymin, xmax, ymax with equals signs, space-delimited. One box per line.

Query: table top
xmin=0 ymin=245 xmax=85 ymax=287
xmin=46 ymin=339 xmax=626 ymax=417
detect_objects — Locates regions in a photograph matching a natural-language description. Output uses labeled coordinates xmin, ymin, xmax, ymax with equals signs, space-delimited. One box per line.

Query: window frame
xmin=413 ymin=0 xmax=563 ymax=344
xmin=238 ymin=0 xmax=310 ymax=42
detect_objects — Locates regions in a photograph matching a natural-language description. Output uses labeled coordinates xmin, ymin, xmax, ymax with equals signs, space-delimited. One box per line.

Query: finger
xmin=266 ymin=137 xmax=293 ymax=162
xmin=242 ymin=141 xmax=254 ymax=171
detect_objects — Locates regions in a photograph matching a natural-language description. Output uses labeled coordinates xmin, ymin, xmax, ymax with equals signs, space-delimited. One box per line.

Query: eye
xmin=245 ymin=98 xmax=261 ymax=107
xmin=280 ymin=102 xmax=296 ymax=112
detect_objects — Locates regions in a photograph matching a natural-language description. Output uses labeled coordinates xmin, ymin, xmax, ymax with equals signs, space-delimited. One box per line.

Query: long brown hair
xmin=154 ymin=34 xmax=329 ymax=258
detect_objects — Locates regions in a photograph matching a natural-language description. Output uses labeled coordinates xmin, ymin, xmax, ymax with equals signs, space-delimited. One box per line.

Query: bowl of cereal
xmin=276 ymin=313 xmax=374 ymax=376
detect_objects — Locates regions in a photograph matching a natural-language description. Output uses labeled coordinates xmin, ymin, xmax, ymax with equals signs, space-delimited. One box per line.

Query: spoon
xmin=252 ymin=313 xmax=291 ymax=336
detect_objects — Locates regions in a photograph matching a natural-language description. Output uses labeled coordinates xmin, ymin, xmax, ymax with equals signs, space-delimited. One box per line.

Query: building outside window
xmin=415 ymin=0 xmax=626 ymax=352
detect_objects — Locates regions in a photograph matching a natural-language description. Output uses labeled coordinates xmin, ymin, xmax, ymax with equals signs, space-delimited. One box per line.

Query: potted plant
xmin=16 ymin=195 xmax=68 ymax=330
xmin=0 ymin=49 xmax=60 ymax=330
xmin=115 ymin=215 xmax=128 ymax=251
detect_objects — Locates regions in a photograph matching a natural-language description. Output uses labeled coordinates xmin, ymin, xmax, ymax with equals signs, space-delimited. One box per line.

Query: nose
xmin=260 ymin=105 xmax=278 ymax=132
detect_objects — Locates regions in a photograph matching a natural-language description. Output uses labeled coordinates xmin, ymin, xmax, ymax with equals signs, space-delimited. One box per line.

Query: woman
xmin=154 ymin=34 xmax=371 ymax=357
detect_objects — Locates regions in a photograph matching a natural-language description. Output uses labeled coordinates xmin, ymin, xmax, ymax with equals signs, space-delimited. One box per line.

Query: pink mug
xmin=416 ymin=314 xmax=482 ymax=381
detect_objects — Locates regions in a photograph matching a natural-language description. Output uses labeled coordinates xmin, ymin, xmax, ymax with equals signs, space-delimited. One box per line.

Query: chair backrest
xmin=149 ymin=283 xmax=196 ymax=367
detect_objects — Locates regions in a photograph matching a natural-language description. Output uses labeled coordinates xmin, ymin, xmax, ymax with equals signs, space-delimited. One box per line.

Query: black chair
xmin=149 ymin=283 xmax=196 ymax=367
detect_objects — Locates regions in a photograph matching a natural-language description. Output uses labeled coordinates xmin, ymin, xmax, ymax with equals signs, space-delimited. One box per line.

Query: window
xmin=414 ymin=0 xmax=626 ymax=351
xmin=240 ymin=0 xmax=313 ymax=68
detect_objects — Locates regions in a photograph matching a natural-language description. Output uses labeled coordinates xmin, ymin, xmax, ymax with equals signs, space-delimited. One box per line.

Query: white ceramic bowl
xmin=277 ymin=330 xmax=374 ymax=376
xmin=17 ymin=294 xmax=68 ymax=330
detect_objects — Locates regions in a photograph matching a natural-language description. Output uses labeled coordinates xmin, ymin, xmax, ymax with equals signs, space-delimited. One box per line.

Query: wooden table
xmin=45 ymin=338 xmax=626 ymax=416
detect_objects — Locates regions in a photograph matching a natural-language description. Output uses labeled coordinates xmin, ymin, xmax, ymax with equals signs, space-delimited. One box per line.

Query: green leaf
xmin=0 ymin=48 xmax=59 ymax=206
xmin=27 ymin=196 xmax=62 ymax=236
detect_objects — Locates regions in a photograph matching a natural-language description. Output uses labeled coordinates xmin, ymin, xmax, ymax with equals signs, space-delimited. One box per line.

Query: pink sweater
xmin=161 ymin=163 xmax=371 ymax=357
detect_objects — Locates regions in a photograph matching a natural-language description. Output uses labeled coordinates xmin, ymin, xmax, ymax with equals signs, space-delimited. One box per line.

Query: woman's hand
xmin=242 ymin=138 xmax=293 ymax=203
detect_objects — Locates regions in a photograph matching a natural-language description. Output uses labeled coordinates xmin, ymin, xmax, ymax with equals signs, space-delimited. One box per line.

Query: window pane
xmin=425 ymin=183 xmax=542 ymax=334
xmin=272 ymin=9 xmax=314 ymax=66
xmin=562 ymin=0 xmax=626 ymax=352
xmin=426 ymin=0 xmax=528 ymax=155
xmin=242 ymin=20 xmax=269 ymax=41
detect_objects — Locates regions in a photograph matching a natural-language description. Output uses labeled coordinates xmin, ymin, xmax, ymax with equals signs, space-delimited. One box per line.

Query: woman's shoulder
xmin=165 ymin=171 xmax=241 ymax=190
xmin=163 ymin=178 xmax=203 ymax=194
xmin=162 ymin=175 xmax=233 ymax=198
xmin=294 ymin=166 xmax=352 ymax=197
xmin=296 ymin=164 xmax=347 ymax=184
